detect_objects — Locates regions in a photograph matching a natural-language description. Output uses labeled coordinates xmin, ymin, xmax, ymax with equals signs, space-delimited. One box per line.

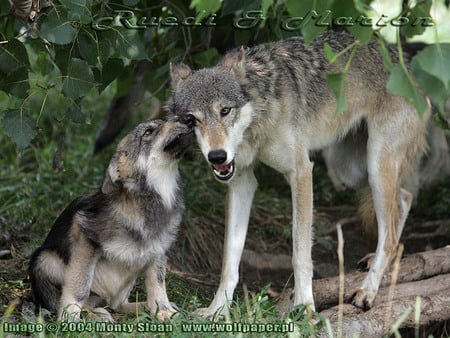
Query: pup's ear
xmin=170 ymin=62 xmax=192 ymax=89
xmin=220 ymin=46 xmax=246 ymax=79
xmin=101 ymin=151 xmax=131 ymax=194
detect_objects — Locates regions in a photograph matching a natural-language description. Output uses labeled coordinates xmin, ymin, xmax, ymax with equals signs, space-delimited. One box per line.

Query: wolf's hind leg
xmin=356 ymin=187 xmax=412 ymax=272
xmin=290 ymin=151 xmax=315 ymax=311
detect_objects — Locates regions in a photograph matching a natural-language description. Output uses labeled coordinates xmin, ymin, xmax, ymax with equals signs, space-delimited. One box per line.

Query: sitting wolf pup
xmin=29 ymin=115 xmax=195 ymax=321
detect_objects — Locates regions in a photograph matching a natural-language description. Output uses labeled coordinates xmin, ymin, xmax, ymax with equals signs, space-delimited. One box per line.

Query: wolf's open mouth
xmin=211 ymin=159 xmax=235 ymax=181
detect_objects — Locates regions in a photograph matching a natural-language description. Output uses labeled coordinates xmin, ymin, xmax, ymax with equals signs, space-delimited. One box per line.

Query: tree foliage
xmin=0 ymin=0 xmax=449 ymax=148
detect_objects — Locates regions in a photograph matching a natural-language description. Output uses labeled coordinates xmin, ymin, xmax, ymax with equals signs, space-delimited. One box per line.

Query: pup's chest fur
xmin=80 ymin=191 xmax=183 ymax=268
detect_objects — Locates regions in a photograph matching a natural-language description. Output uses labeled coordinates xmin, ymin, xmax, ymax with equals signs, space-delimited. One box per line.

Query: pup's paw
xmin=357 ymin=253 xmax=375 ymax=271
xmin=59 ymin=304 xmax=82 ymax=322
xmin=87 ymin=307 xmax=114 ymax=322
xmin=345 ymin=289 xmax=374 ymax=311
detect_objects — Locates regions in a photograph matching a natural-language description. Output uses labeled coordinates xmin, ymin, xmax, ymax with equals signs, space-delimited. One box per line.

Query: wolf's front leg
xmin=145 ymin=255 xmax=177 ymax=321
xmin=58 ymin=238 xmax=100 ymax=321
xmin=197 ymin=168 xmax=258 ymax=319
xmin=290 ymin=157 xmax=315 ymax=311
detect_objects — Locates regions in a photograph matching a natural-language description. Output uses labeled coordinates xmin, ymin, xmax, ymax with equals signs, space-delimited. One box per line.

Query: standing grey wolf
xmin=29 ymin=115 xmax=195 ymax=321
xmin=167 ymin=30 xmax=430 ymax=316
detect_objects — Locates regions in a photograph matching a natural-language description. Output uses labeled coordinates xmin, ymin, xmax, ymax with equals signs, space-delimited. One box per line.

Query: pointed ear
xmin=101 ymin=151 xmax=131 ymax=194
xmin=220 ymin=46 xmax=246 ymax=79
xmin=169 ymin=62 xmax=192 ymax=89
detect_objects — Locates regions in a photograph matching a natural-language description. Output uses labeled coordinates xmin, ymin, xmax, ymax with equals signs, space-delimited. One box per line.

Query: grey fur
xmin=29 ymin=117 xmax=194 ymax=321
xmin=167 ymin=30 xmax=430 ymax=316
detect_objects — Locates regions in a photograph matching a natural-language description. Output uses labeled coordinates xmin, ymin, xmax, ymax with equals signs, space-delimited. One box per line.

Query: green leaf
xmin=0 ymin=91 xmax=9 ymax=112
xmin=0 ymin=66 xmax=30 ymax=98
xmin=400 ymin=0 xmax=432 ymax=39
xmin=192 ymin=48 xmax=219 ymax=67
xmin=326 ymin=73 xmax=347 ymax=114
xmin=66 ymin=98 xmax=85 ymax=123
xmin=0 ymin=39 xmax=30 ymax=74
xmin=411 ymin=58 xmax=449 ymax=113
xmin=347 ymin=25 xmax=372 ymax=44
xmin=111 ymin=28 xmax=147 ymax=61
xmin=97 ymin=38 xmax=112 ymax=64
xmin=54 ymin=45 xmax=72 ymax=75
xmin=0 ymin=40 xmax=31 ymax=97
xmin=2 ymin=109 xmax=37 ymax=148
xmin=98 ymin=58 xmax=124 ymax=91
xmin=323 ymin=42 xmax=337 ymax=63
xmin=60 ymin=0 xmax=92 ymax=24
xmin=36 ymin=51 xmax=54 ymax=75
xmin=261 ymin=0 xmax=274 ymax=17
xmin=285 ymin=0 xmax=332 ymax=45
xmin=190 ymin=0 xmax=222 ymax=17
xmin=414 ymin=44 xmax=450 ymax=90
xmin=40 ymin=8 xmax=77 ymax=45
xmin=387 ymin=64 xmax=428 ymax=116
xmin=377 ymin=39 xmax=393 ymax=72
xmin=62 ymin=58 xmax=96 ymax=98
xmin=45 ymin=88 xmax=72 ymax=121
xmin=78 ymin=33 xmax=99 ymax=66
xmin=331 ymin=0 xmax=372 ymax=43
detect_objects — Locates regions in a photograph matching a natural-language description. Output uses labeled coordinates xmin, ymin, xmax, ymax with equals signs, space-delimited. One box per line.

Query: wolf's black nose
xmin=208 ymin=150 xmax=227 ymax=165
xmin=179 ymin=114 xmax=195 ymax=128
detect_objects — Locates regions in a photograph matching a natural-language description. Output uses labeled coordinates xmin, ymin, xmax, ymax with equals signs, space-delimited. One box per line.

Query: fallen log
xmin=313 ymin=246 xmax=450 ymax=310
xmin=319 ymin=273 xmax=450 ymax=337
xmin=273 ymin=246 xmax=450 ymax=336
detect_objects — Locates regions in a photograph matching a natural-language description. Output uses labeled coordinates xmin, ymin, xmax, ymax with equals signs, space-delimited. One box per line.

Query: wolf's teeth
xmin=211 ymin=160 xmax=235 ymax=180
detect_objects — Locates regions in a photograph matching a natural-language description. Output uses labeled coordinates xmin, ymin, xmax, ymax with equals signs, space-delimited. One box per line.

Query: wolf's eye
xmin=220 ymin=107 xmax=231 ymax=116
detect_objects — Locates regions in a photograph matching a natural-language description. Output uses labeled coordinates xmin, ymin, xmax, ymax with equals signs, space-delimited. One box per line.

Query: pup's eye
xmin=143 ymin=128 xmax=153 ymax=137
xmin=220 ymin=107 xmax=231 ymax=116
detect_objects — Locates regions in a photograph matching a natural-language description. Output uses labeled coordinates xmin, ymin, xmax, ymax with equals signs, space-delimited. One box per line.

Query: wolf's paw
xmin=346 ymin=289 xmax=374 ymax=311
xmin=357 ymin=253 xmax=376 ymax=271
xmin=156 ymin=305 xmax=178 ymax=321
xmin=289 ymin=291 xmax=316 ymax=312
xmin=195 ymin=306 xmax=225 ymax=320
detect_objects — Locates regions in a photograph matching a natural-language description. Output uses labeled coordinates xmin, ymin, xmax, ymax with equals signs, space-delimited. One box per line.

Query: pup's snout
xmin=178 ymin=114 xmax=196 ymax=128
xmin=208 ymin=149 xmax=227 ymax=165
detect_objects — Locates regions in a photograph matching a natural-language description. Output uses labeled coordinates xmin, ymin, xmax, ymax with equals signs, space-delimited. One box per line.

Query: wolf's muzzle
xmin=208 ymin=149 xmax=227 ymax=165
xmin=208 ymin=150 xmax=235 ymax=182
